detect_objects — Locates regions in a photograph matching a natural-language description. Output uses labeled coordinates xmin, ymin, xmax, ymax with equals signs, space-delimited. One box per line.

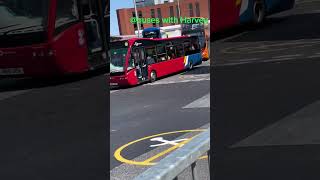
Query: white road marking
xmin=272 ymin=54 xmax=303 ymax=58
xmin=0 ymin=90 xmax=31 ymax=101
xmin=150 ymin=137 xmax=188 ymax=147
xmin=296 ymin=0 xmax=320 ymax=4
xmin=236 ymin=58 xmax=261 ymax=62
xmin=214 ymin=61 xmax=255 ymax=67
xmin=215 ymin=52 xmax=320 ymax=67
xmin=263 ymin=57 xmax=295 ymax=62
xmin=110 ymin=90 xmax=119 ymax=94
xmin=308 ymin=54 xmax=320 ymax=59
xmin=183 ymin=93 xmax=210 ymax=109
xmin=147 ymin=74 xmax=210 ymax=86
xmin=217 ymin=32 xmax=248 ymax=43
xmin=221 ymin=39 xmax=320 ymax=54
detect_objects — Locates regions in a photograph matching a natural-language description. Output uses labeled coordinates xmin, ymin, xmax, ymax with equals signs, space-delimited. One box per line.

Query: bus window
xmin=0 ymin=1 xmax=49 ymax=47
xmin=176 ymin=44 xmax=184 ymax=58
xmin=55 ymin=0 xmax=79 ymax=34
xmin=132 ymin=48 xmax=139 ymax=65
xmin=191 ymin=37 xmax=200 ymax=53
xmin=110 ymin=48 xmax=127 ymax=73
xmin=166 ymin=45 xmax=176 ymax=60
xmin=183 ymin=41 xmax=192 ymax=56
xmin=145 ymin=47 xmax=156 ymax=65
xmin=156 ymin=44 xmax=167 ymax=62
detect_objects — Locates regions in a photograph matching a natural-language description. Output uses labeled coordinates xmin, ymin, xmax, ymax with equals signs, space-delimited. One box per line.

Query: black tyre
xmin=150 ymin=70 xmax=157 ymax=82
xmin=253 ymin=0 xmax=265 ymax=24
xmin=189 ymin=61 xmax=193 ymax=71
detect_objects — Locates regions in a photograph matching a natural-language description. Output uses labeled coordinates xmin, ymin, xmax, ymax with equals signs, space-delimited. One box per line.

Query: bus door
xmin=132 ymin=47 xmax=148 ymax=82
xmin=80 ymin=0 xmax=105 ymax=69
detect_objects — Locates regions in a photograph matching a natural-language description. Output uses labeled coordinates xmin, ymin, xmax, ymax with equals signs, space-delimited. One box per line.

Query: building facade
xmin=136 ymin=0 xmax=155 ymax=7
xmin=116 ymin=0 xmax=209 ymax=35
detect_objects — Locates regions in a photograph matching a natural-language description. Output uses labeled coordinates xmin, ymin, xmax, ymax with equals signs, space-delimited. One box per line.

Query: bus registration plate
xmin=0 ymin=68 xmax=24 ymax=75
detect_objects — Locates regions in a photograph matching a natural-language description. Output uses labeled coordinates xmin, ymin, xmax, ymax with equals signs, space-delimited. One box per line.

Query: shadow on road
xmin=213 ymin=60 xmax=320 ymax=148
xmin=215 ymin=144 xmax=320 ymax=180
xmin=212 ymin=60 xmax=320 ymax=179
xmin=183 ymin=65 xmax=210 ymax=75
xmin=0 ymin=68 xmax=107 ymax=92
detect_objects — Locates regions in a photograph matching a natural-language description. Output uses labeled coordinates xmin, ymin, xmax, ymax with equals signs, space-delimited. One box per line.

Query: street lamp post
xmin=133 ymin=0 xmax=141 ymax=37
xmin=177 ymin=0 xmax=181 ymax=19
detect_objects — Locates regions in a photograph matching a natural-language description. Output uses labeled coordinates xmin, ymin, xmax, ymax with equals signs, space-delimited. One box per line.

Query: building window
xmin=151 ymin=9 xmax=156 ymax=27
xmin=195 ymin=2 xmax=200 ymax=17
xmin=138 ymin=10 xmax=144 ymax=29
xmin=157 ymin=8 xmax=163 ymax=27
xmin=169 ymin=6 xmax=175 ymax=25
xmin=189 ymin=3 xmax=194 ymax=17
xmin=132 ymin=12 xmax=137 ymax=31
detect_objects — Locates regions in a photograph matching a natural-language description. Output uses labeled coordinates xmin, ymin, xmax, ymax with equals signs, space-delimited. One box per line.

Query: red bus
xmin=110 ymin=36 xmax=203 ymax=87
xmin=0 ymin=0 xmax=108 ymax=77
xmin=211 ymin=0 xmax=295 ymax=33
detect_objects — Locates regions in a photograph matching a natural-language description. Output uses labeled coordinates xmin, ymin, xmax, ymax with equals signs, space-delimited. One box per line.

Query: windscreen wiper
xmin=0 ymin=24 xmax=21 ymax=30
xmin=4 ymin=25 xmax=44 ymax=35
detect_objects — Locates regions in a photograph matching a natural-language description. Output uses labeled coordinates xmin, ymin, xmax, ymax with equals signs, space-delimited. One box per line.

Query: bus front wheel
xmin=150 ymin=71 xmax=157 ymax=82
xmin=253 ymin=0 xmax=265 ymax=24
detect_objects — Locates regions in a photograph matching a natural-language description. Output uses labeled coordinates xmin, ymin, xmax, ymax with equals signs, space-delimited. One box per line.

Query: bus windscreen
xmin=0 ymin=1 xmax=49 ymax=33
xmin=0 ymin=0 xmax=49 ymax=47
xmin=110 ymin=48 xmax=128 ymax=73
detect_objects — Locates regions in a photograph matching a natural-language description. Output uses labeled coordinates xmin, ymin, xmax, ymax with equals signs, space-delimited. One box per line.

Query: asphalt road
xmin=0 ymin=72 xmax=108 ymax=180
xmin=212 ymin=0 xmax=320 ymax=179
xmin=110 ymin=61 xmax=210 ymax=178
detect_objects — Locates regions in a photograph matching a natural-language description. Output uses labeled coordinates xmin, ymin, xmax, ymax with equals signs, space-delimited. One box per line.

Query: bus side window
xmin=183 ymin=41 xmax=191 ymax=56
xmin=156 ymin=45 xmax=167 ymax=62
xmin=192 ymin=38 xmax=200 ymax=53
xmin=145 ymin=47 xmax=156 ymax=65
xmin=128 ymin=54 xmax=135 ymax=70
xmin=140 ymin=48 xmax=145 ymax=62
xmin=176 ymin=44 xmax=184 ymax=58
xmin=132 ymin=49 xmax=139 ymax=65
xmin=166 ymin=45 xmax=176 ymax=60
xmin=55 ymin=0 xmax=79 ymax=35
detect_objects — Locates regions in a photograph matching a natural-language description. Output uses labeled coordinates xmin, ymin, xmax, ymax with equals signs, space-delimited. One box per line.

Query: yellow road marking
xmin=199 ymin=155 xmax=208 ymax=159
xmin=114 ymin=129 xmax=206 ymax=166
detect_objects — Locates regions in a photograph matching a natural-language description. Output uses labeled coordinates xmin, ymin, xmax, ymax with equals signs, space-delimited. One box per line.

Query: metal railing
xmin=134 ymin=128 xmax=210 ymax=180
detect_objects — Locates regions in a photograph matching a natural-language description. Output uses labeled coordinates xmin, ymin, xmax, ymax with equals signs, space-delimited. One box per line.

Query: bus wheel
xmin=189 ymin=62 xmax=194 ymax=71
xmin=150 ymin=71 xmax=157 ymax=82
xmin=253 ymin=0 xmax=265 ymax=24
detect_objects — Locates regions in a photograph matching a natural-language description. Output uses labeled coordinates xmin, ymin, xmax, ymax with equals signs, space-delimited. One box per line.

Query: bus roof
xmin=127 ymin=36 xmax=190 ymax=43
xmin=110 ymin=36 xmax=196 ymax=48
xmin=143 ymin=27 xmax=160 ymax=32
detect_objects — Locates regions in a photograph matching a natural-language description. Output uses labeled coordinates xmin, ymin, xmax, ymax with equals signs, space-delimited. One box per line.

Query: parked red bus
xmin=110 ymin=36 xmax=203 ymax=87
xmin=211 ymin=0 xmax=295 ymax=33
xmin=0 ymin=0 xmax=108 ymax=77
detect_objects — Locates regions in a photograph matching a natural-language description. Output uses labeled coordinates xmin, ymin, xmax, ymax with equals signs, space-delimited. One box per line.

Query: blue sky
xmin=110 ymin=0 xmax=134 ymax=35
